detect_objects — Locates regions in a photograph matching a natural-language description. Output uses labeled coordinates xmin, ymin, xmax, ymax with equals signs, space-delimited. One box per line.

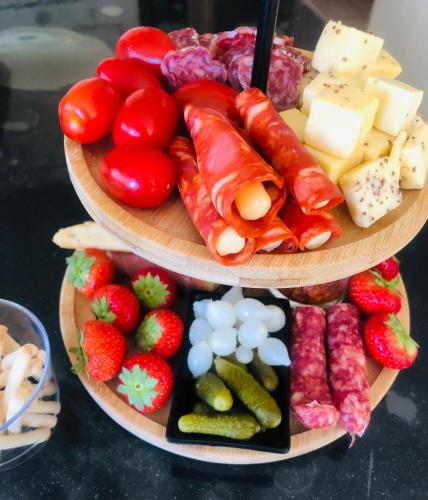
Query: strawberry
xmin=70 ymin=320 xmax=126 ymax=381
xmin=66 ymin=249 xmax=114 ymax=298
xmin=132 ymin=267 xmax=176 ymax=309
xmin=364 ymin=313 xmax=418 ymax=369
xmin=348 ymin=270 xmax=401 ymax=315
xmin=136 ymin=309 xmax=183 ymax=358
xmin=372 ymin=256 xmax=400 ymax=281
xmin=91 ymin=284 xmax=141 ymax=335
xmin=117 ymin=353 xmax=173 ymax=413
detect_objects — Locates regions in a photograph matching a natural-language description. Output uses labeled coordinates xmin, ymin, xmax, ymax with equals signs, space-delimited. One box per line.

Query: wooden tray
xmin=59 ymin=271 xmax=409 ymax=464
xmin=65 ymin=137 xmax=428 ymax=288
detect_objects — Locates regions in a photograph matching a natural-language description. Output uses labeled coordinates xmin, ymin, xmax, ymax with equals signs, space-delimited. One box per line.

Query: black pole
xmin=251 ymin=0 xmax=281 ymax=92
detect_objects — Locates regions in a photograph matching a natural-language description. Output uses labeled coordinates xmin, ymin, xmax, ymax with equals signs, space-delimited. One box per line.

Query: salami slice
xmin=280 ymin=201 xmax=342 ymax=251
xmin=184 ymin=105 xmax=286 ymax=238
xmin=326 ymin=304 xmax=370 ymax=437
xmin=235 ymin=88 xmax=345 ymax=213
xmin=290 ymin=306 xmax=339 ymax=429
xmin=169 ymin=136 xmax=255 ymax=265
xmin=198 ymin=33 xmax=215 ymax=53
xmin=161 ymin=46 xmax=227 ymax=90
xmin=254 ymin=217 xmax=298 ymax=253
xmin=227 ymin=58 xmax=243 ymax=91
xmin=168 ymin=27 xmax=200 ymax=48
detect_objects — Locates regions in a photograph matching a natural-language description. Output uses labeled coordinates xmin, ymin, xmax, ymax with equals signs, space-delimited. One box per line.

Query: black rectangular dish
xmin=166 ymin=289 xmax=291 ymax=454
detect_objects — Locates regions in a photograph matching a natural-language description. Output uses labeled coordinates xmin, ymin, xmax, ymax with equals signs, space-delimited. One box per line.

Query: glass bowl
xmin=0 ymin=299 xmax=60 ymax=471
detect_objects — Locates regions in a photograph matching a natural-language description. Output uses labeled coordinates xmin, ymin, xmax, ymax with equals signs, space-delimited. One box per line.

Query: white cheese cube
xmin=299 ymin=67 xmax=318 ymax=108
xmin=363 ymin=128 xmax=394 ymax=162
xmin=364 ymin=76 xmax=424 ymax=136
xmin=305 ymin=144 xmax=363 ymax=185
xmin=304 ymin=86 xmax=378 ymax=159
xmin=340 ymin=132 xmax=406 ymax=228
xmin=301 ymin=72 xmax=357 ymax=114
xmin=312 ymin=21 xmax=383 ymax=82
xmin=400 ymin=120 xmax=428 ymax=189
xmin=407 ymin=114 xmax=425 ymax=135
xmin=279 ymin=108 xmax=308 ymax=141
xmin=371 ymin=49 xmax=402 ymax=79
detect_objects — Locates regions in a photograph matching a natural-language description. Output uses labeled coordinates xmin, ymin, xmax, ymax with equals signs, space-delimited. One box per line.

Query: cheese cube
xmin=304 ymin=86 xmax=378 ymax=159
xmin=299 ymin=67 xmax=318 ymax=108
xmin=301 ymin=72 xmax=357 ymax=114
xmin=407 ymin=114 xmax=425 ymax=135
xmin=340 ymin=132 xmax=406 ymax=228
xmin=400 ymin=120 xmax=428 ymax=189
xmin=305 ymin=144 xmax=363 ymax=185
xmin=279 ymin=108 xmax=308 ymax=141
xmin=362 ymin=128 xmax=394 ymax=162
xmin=371 ymin=49 xmax=402 ymax=79
xmin=312 ymin=21 xmax=383 ymax=82
xmin=364 ymin=76 xmax=423 ymax=136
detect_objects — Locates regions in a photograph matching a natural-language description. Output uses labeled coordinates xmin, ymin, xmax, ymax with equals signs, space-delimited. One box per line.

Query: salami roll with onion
xmin=235 ymin=88 xmax=344 ymax=214
xmin=326 ymin=304 xmax=370 ymax=437
xmin=280 ymin=201 xmax=342 ymax=251
xmin=168 ymin=136 xmax=255 ymax=265
xmin=254 ymin=217 xmax=298 ymax=253
xmin=184 ymin=104 xmax=286 ymax=238
xmin=290 ymin=306 xmax=339 ymax=429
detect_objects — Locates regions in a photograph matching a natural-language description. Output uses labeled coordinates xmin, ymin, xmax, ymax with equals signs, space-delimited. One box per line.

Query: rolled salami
xmin=326 ymin=303 xmax=370 ymax=436
xmin=168 ymin=136 xmax=255 ymax=265
xmin=254 ymin=217 xmax=298 ymax=253
xmin=235 ymin=88 xmax=344 ymax=214
xmin=280 ymin=201 xmax=342 ymax=251
xmin=290 ymin=306 xmax=339 ymax=429
xmin=184 ymin=104 xmax=286 ymax=238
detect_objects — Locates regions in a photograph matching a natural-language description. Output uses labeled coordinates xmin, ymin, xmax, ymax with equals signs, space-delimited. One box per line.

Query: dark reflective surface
xmin=0 ymin=1 xmax=426 ymax=498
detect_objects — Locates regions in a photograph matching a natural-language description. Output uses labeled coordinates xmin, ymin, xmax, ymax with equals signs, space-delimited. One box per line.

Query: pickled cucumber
xmin=224 ymin=353 xmax=248 ymax=370
xmin=250 ymin=353 xmax=279 ymax=392
xmin=214 ymin=357 xmax=282 ymax=428
xmin=178 ymin=413 xmax=260 ymax=440
xmin=195 ymin=373 xmax=233 ymax=411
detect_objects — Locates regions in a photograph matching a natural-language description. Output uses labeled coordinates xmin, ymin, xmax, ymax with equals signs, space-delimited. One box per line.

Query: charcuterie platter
xmin=59 ymin=270 xmax=408 ymax=464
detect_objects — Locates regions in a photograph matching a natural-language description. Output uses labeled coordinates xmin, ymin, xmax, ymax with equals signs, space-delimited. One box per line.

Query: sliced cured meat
xmin=168 ymin=136 xmax=255 ymax=265
xmin=198 ymin=33 xmax=215 ymax=53
xmin=290 ymin=306 xmax=339 ymax=429
xmin=227 ymin=58 xmax=243 ymax=91
xmin=326 ymin=303 xmax=370 ymax=437
xmin=254 ymin=217 xmax=298 ymax=253
xmin=160 ymin=46 xmax=227 ymax=90
xmin=216 ymin=33 xmax=256 ymax=65
xmin=280 ymin=201 xmax=342 ymax=250
xmin=184 ymin=105 xmax=286 ymax=238
xmin=168 ymin=27 xmax=200 ymax=48
xmin=235 ymin=88 xmax=345 ymax=213
xmin=280 ymin=46 xmax=311 ymax=73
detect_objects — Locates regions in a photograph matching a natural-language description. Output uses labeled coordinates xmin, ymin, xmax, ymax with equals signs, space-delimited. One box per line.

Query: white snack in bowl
xmin=258 ymin=338 xmax=291 ymax=367
xmin=189 ymin=318 xmax=212 ymax=346
xmin=221 ymin=286 xmax=244 ymax=305
xmin=237 ymin=322 xmax=268 ymax=349
xmin=6 ymin=385 xmax=33 ymax=434
xmin=205 ymin=300 xmax=236 ymax=329
xmin=235 ymin=298 xmax=270 ymax=322
xmin=235 ymin=346 xmax=253 ymax=364
xmin=187 ymin=341 xmax=213 ymax=378
xmin=193 ymin=299 xmax=211 ymax=319
xmin=264 ymin=305 xmax=286 ymax=333
xmin=208 ymin=328 xmax=237 ymax=356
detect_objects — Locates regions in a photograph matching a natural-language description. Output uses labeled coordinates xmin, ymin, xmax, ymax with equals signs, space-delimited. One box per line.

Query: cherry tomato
xmin=113 ymin=88 xmax=178 ymax=149
xmin=116 ymin=26 xmax=176 ymax=79
xmin=173 ymin=80 xmax=239 ymax=120
xmin=101 ymin=145 xmax=176 ymax=208
xmin=58 ymin=78 xmax=121 ymax=144
xmin=96 ymin=57 xmax=162 ymax=98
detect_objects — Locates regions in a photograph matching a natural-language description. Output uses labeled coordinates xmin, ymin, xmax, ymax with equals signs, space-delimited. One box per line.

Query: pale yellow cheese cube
xmin=400 ymin=120 xmax=428 ymax=189
xmin=312 ymin=21 xmax=383 ymax=82
xmin=279 ymin=108 xmax=308 ymax=141
xmin=371 ymin=49 xmax=402 ymax=79
xmin=301 ymin=72 xmax=357 ymax=114
xmin=340 ymin=132 xmax=406 ymax=228
xmin=305 ymin=144 xmax=363 ymax=185
xmin=362 ymin=128 xmax=394 ymax=162
xmin=364 ymin=76 xmax=423 ymax=136
xmin=304 ymin=86 xmax=378 ymax=159
xmin=407 ymin=113 xmax=425 ymax=135
xmin=299 ymin=67 xmax=318 ymax=108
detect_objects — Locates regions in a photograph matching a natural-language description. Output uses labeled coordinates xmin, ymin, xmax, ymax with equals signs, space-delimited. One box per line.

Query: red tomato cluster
xmin=58 ymin=25 xmax=239 ymax=209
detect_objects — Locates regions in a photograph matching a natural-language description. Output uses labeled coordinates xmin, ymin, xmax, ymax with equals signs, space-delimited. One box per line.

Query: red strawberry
xmin=132 ymin=267 xmax=176 ymax=309
xmin=71 ymin=320 xmax=126 ymax=381
xmin=348 ymin=270 xmax=401 ymax=315
xmin=91 ymin=284 xmax=141 ymax=335
xmin=117 ymin=353 xmax=173 ymax=413
xmin=372 ymin=256 xmax=400 ymax=281
xmin=364 ymin=313 xmax=418 ymax=369
xmin=136 ymin=309 xmax=183 ymax=358
xmin=66 ymin=249 xmax=114 ymax=298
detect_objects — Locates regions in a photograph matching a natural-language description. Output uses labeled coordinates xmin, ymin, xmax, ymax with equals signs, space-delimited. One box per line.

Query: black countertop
xmin=0 ymin=1 xmax=427 ymax=498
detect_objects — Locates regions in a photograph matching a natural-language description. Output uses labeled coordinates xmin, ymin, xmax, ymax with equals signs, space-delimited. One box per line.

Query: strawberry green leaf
xmin=92 ymin=296 xmax=116 ymax=324
xmin=373 ymin=271 xmax=400 ymax=292
xmin=132 ymin=273 xmax=170 ymax=309
xmin=135 ymin=314 xmax=162 ymax=352
xmin=70 ymin=330 xmax=87 ymax=374
xmin=66 ymin=251 xmax=96 ymax=290
xmin=385 ymin=314 xmax=419 ymax=354
xmin=117 ymin=366 xmax=158 ymax=411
